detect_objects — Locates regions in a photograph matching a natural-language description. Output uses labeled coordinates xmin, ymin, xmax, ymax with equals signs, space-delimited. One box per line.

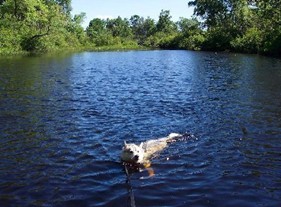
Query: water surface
xmin=0 ymin=50 xmax=281 ymax=206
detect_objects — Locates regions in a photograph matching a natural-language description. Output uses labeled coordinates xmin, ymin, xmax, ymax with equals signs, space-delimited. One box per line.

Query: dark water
xmin=0 ymin=50 xmax=281 ymax=207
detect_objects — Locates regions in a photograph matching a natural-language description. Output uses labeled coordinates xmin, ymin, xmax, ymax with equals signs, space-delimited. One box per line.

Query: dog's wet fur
xmin=121 ymin=133 xmax=183 ymax=170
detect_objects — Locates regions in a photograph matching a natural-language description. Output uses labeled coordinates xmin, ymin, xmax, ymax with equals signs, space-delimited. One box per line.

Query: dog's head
xmin=121 ymin=141 xmax=144 ymax=164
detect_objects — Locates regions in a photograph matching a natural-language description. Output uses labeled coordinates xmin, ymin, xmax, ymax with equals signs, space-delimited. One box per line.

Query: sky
xmin=71 ymin=0 xmax=194 ymax=28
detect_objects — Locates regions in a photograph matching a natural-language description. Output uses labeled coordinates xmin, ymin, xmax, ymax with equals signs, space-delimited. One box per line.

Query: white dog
xmin=121 ymin=133 xmax=182 ymax=168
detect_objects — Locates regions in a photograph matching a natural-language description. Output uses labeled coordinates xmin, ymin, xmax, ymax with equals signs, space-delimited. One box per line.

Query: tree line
xmin=86 ymin=10 xmax=203 ymax=51
xmin=0 ymin=0 xmax=280 ymax=56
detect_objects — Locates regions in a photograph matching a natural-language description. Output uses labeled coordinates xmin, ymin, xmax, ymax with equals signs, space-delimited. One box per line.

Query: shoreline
xmin=0 ymin=45 xmax=280 ymax=58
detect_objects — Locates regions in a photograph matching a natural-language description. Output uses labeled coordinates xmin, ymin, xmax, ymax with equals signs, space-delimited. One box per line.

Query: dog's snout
xmin=134 ymin=155 xmax=139 ymax=161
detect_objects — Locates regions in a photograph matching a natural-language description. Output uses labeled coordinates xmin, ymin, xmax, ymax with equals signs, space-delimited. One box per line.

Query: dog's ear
xmin=139 ymin=142 xmax=144 ymax=148
xmin=123 ymin=141 xmax=127 ymax=150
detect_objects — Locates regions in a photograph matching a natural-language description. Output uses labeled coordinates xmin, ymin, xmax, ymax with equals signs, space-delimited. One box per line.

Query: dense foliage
xmin=0 ymin=0 xmax=86 ymax=54
xmin=0 ymin=0 xmax=280 ymax=55
xmin=85 ymin=9 xmax=204 ymax=51
xmin=188 ymin=0 xmax=281 ymax=55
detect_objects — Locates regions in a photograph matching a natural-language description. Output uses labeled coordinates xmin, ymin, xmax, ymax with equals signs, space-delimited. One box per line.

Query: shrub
xmin=231 ymin=27 xmax=262 ymax=53
xmin=179 ymin=33 xmax=205 ymax=50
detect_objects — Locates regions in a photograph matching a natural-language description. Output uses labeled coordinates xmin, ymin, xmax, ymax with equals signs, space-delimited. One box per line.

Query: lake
xmin=0 ymin=50 xmax=281 ymax=207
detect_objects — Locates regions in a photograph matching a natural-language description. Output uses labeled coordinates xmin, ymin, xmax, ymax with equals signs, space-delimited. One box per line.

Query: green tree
xmin=130 ymin=15 xmax=141 ymax=32
xmin=106 ymin=16 xmax=132 ymax=38
xmin=188 ymin=0 xmax=255 ymax=51
xmin=87 ymin=18 xmax=107 ymax=39
xmin=0 ymin=0 xmax=59 ymax=51
xmin=129 ymin=15 xmax=156 ymax=44
xmin=20 ymin=1 xmax=69 ymax=51
xmin=86 ymin=18 xmax=114 ymax=46
xmin=67 ymin=12 xmax=87 ymax=44
xmin=143 ymin=10 xmax=178 ymax=49
xmin=0 ymin=0 xmax=84 ymax=53
xmin=176 ymin=17 xmax=204 ymax=50
xmin=177 ymin=17 xmax=200 ymax=34
xmin=86 ymin=17 xmax=139 ymax=47
xmin=188 ymin=0 xmax=227 ymax=28
xmin=156 ymin=10 xmax=176 ymax=34
xmin=142 ymin=17 xmax=156 ymax=37
xmin=188 ymin=0 xmax=281 ymax=55
xmin=44 ymin=0 xmax=72 ymax=14
xmin=254 ymin=0 xmax=281 ymax=54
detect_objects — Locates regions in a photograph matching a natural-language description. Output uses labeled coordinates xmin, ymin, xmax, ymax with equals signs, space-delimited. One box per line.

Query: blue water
xmin=0 ymin=50 xmax=281 ymax=206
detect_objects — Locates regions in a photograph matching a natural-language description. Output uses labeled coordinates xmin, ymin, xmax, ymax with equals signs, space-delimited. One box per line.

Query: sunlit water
xmin=0 ymin=50 xmax=281 ymax=207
